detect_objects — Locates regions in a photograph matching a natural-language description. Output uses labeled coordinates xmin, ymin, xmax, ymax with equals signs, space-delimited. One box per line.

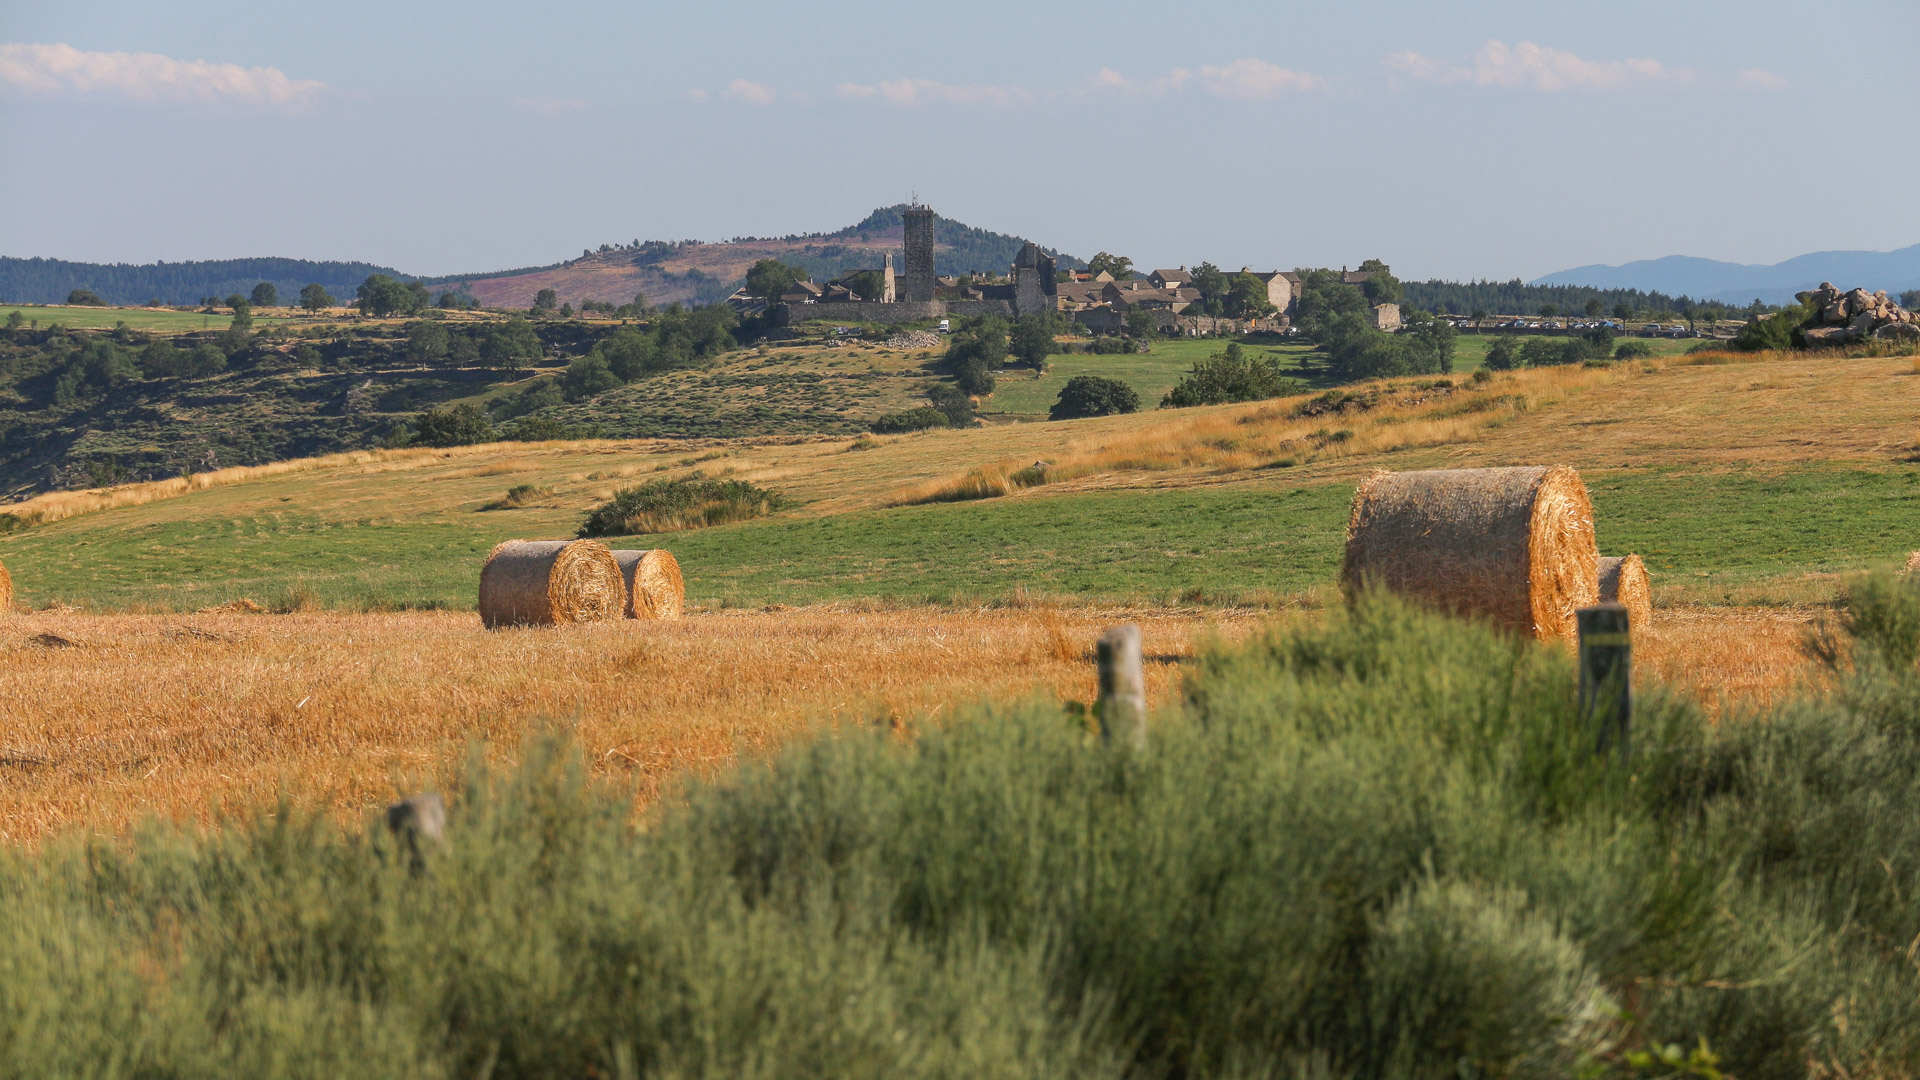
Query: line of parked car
xmin=1438 ymin=316 xmax=1700 ymax=338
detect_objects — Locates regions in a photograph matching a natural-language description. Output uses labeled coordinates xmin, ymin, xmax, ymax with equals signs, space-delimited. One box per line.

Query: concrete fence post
xmin=1576 ymin=603 xmax=1632 ymax=757
xmin=387 ymin=792 xmax=446 ymax=873
xmin=1097 ymin=624 xmax=1147 ymax=750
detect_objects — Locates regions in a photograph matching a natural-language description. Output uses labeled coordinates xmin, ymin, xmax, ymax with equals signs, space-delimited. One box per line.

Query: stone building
xmin=1011 ymin=241 xmax=1057 ymax=318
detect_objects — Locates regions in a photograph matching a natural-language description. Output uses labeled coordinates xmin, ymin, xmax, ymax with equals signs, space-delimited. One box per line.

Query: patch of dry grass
xmin=0 ymin=606 xmax=1255 ymax=843
xmin=889 ymin=365 xmax=1616 ymax=505
xmin=0 ymin=602 xmax=1824 ymax=844
xmin=1637 ymin=605 xmax=1828 ymax=715
xmin=0 ymin=442 xmax=619 ymax=528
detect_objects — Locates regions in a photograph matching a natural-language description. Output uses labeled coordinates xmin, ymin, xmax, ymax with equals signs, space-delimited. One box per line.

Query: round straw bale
xmin=612 ymin=549 xmax=685 ymax=620
xmin=1343 ymin=465 xmax=1598 ymax=640
xmin=478 ymin=539 xmax=624 ymax=629
xmin=1597 ymin=554 xmax=1653 ymax=631
xmin=0 ymin=557 xmax=11 ymax=613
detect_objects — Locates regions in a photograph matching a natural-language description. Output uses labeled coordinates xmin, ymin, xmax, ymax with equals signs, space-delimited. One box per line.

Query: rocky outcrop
xmin=1795 ymin=282 xmax=1916 ymax=345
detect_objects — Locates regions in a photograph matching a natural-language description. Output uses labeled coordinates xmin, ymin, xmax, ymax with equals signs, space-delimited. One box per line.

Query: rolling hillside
xmin=5 ymin=348 xmax=1915 ymax=614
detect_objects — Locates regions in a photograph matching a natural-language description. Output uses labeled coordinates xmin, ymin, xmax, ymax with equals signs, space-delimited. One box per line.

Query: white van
xmin=937 ymin=319 xmax=951 ymax=334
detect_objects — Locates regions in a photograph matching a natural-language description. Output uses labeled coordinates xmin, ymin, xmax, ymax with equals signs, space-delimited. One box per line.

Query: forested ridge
xmin=0 ymin=256 xmax=409 ymax=307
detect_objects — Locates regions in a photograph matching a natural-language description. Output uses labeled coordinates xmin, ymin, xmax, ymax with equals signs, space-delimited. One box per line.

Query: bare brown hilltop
xmin=429 ymin=205 xmax=1078 ymax=310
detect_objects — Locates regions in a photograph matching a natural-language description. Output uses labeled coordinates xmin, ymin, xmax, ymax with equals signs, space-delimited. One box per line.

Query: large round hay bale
xmin=1597 ymin=554 xmax=1653 ymax=632
xmin=0 ymin=557 xmax=11 ymax=613
xmin=1343 ymin=466 xmax=1598 ymax=640
xmin=612 ymin=549 xmax=685 ymax=620
xmin=478 ymin=539 xmax=624 ymax=629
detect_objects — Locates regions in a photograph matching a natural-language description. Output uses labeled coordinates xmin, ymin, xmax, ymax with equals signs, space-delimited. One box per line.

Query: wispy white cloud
xmin=1386 ymin=39 xmax=1690 ymax=91
xmin=722 ymin=78 xmax=776 ymax=105
xmin=1196 ymin=59 xmax=1326 ymax=99
xmin=512 ymin=95 xmax=588 ymax=115
xmin=1735 ymin=67 xmax=1788 ymax=91
xmin=1083 ymin=60 xmax=1323 ymax=100
xmin=835 ymin=78 xmax=1031 ymax=108
xmin=1085 ymin=66 xmax=1192 ymax=97
xmin=0 ymin=41 xmax=325 ymax=107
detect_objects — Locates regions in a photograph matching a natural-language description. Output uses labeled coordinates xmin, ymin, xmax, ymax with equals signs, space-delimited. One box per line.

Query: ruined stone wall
xmin=779 ymin=300 xmax=947 ymax=326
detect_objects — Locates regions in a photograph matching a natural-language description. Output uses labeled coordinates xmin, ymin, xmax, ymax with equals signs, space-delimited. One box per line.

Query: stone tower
xmin=901 ymin=203 xmax=936 ymax=302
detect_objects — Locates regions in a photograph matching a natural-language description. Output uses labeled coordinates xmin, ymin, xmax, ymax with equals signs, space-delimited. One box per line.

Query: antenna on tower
xmin=910 ymin=189 xmax=918 ymax=207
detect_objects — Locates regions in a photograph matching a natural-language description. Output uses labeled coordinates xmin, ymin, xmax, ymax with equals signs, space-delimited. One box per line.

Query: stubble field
xmin=0 ymin=601 xmax=1823 ymax=844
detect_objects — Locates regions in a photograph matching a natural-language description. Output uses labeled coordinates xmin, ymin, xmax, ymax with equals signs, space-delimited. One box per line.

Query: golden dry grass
xmin=0 ymin=602 xmax=1826 ymax=844
xmin=0 ymin=441 xmax=628 ymax=527
xmin=1637 ymin=605 xmax=1828 ymax=715
xmin=0 ymin=606 xmax=1257 ymax=843
xmin=887 ymin=363 xmax=1645 ymax=505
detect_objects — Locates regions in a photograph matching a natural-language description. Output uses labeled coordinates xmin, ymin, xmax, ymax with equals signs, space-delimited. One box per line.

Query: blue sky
xmin=2 ymin=0 xmax=1915 ymax=280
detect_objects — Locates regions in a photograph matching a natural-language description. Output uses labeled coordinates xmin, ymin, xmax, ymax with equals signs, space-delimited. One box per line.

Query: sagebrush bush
xmin=576 ymin=472 xmax=783 ymax=537
xmin=9 ymin=591 xmax=1920 ymax=1077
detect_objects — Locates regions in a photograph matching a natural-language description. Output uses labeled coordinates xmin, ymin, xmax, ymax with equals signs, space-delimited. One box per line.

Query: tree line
xmin=0 ymin=256 xmax=407 ymax=307
xmin=1402 ymin=278 xmax=1766 ymax=320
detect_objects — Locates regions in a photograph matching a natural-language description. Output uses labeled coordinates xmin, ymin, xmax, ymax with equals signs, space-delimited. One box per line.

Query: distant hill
xmin=0 ymin=207 xmax=1080 ymax=314
xmin=1532 ymin=244 xmax=1920 ymax=306
xmin=425 ymin=205 xmax=1082 ymax=310
xmin=0 ymin=256 xmax=409 ymax=307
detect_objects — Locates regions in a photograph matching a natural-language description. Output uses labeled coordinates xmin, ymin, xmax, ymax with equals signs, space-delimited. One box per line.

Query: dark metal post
xmin=1577 ymin=603 xmax=1632 ymax=757
xmin=1096 ymin=624 xmax=1147 ymax=750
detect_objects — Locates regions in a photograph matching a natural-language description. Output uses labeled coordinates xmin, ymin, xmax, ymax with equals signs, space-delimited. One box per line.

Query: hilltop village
xmin=729 ymin=204 xmax=1403 ymax=338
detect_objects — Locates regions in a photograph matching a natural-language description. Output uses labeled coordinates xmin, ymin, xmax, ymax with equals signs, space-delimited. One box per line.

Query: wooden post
xmin=387 ymin=792 xmax=446 ymax=873
xmin=1097 ymin=624 xmax=1147 ymax=750
xmin=1576 ymin=603 xmax=1632 ymax=757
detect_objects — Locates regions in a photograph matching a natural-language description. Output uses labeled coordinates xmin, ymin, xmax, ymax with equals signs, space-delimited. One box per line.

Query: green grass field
xmin=3 ymin=304 xmax=310 ymax=332
xmin=6 ymin=465 xmax=1916 ymax=611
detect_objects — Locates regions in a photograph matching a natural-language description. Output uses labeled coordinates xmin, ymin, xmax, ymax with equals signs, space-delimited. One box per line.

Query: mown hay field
xmin=0 ymin=602 xmax=1823 ymax=843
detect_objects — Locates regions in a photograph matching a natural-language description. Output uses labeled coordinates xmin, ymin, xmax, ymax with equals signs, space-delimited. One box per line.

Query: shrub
xmin=1161 ymin=343 xmax=1307 ymax=408
xmin=1614 ymin=340 xmax=1655 ymax=360
xmin=394 ymin=403 xmax=493 ymax=448
xmin=479 ymin=483 xmax=554 ymax=511
xmin=1732 ymin=297 xmax=1815 ymax=352
xmin=1484 ymin=336 xmax=1520 ymax=370
xmin=488 ymin=379 xmax=562 ymax=421
xmin=65 ymin=288 xmax=105 ymax=306
xmin=927 ymin=383 xmax=975 ymax=428
xmin=577 ymin=473 xmax=784 ymax=536
xmin=871 ymin=406 xmax=949 ymax=434
xmin=1519 ymin=337 xmax=1588 ymax=367
xmin=502 ymin=415 xmax=603 ymax=442
xmin=1050 ymin=375 xmax=1140 ymax=420
xmin=561 ymin=354 xmax=621 ymax=401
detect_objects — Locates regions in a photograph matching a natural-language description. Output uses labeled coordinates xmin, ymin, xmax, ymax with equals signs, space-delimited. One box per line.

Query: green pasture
xmin=989 ymin=338 xmax=1321 ymax=419
xmin=1 ymin=304 xmax=322 ymax=332
xmin=4 ymin=464 xmax=1916 ymax=611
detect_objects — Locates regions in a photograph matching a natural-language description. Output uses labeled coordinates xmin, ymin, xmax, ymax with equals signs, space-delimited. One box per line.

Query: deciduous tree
xmin=300 ymin=284 xmax=336 ymax=312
